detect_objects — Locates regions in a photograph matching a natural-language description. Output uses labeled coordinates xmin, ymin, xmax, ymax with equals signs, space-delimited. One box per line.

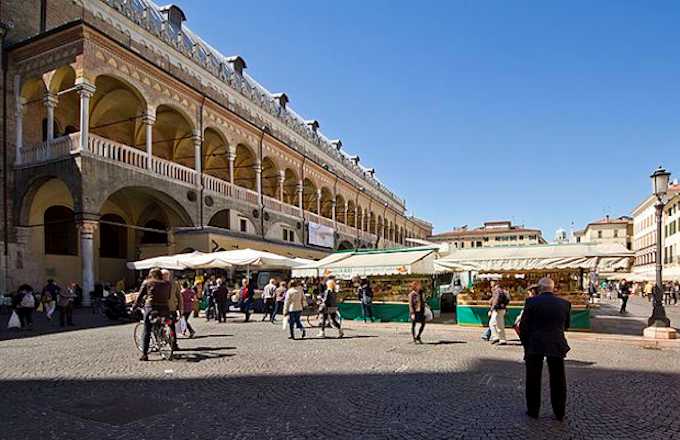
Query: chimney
xmin=349 ymin=155 xmax=360 ymax=166
xmin=226 ymin=55 xmax=247 ymax=75
xmin=330 ymin=139 xmax=342 ymax=151
xmin=159 ymin=5 xmax=187 ymax=28
xmin=272 ymin=93 xmax=288 ymax=109
xmin=606 ymin=214 xmax=610 ymax=222
xmin=305 ymin=120 xmax=319 ymax=133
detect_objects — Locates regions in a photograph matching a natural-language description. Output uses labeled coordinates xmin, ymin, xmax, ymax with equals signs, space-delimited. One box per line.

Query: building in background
xmin=428 ymin=220 xmax=546 ymax=249
xmin=0 ymin=0 xmax=431 ymax=298
xmin=631 ymin=184 xmax=680 ymax=272
xmin=573 ymin=215 xmax=633 ymax=250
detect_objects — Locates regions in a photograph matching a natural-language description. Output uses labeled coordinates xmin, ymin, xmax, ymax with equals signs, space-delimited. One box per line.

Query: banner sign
xmin=308 ymin=222 xmax=335 ymax=248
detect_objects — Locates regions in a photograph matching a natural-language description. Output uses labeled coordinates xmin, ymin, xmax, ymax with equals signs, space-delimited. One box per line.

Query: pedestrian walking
xmin=357 ymin=277 xmax=374 ymax=323
xmin=519 ymin=277 xmax=570 ymax=421
xmin=283 ymin=280 xmax=306 ymax=340
xmin=240 ymin=278 xmax=253 ymax=322
xmin=489 ymin=284 xmax=509 ymax=345
xmin=672 ymin=282 xmax=679 ymax=306
xmin=262 ymin=278 xmax=277 ymax=321
xmin=317 ymin=278 xmax=344 ymax=338
xmin=57 ymin=283 xmax=77 ymax=327
xmin=163 ymin=269 xmax=183 ymax=350
xmin=180 ymin=280 xmax=196 ymax=338
xmin=41 ymin=279 xmax=60 ymax=320
xmin=644 ymin=281 xmax=653 ymax=302
xmin=408 ymin=281 xmax=426 ymax=343
xmin=272 ymin=280 xmax=287 ymax=322
xmin=214 ymin=279 xmax=229 ymax=323
xmin=619 ymin=279 xmax=630 ymax=314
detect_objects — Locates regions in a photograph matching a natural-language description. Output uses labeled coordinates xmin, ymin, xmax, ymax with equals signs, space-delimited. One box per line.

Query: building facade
xmin=428 ymin=221 xmax=546 ymax=249
xmin=632 ymin=187 xmax=680 ymax=271
xmin=0 ymin=0 xmax=432 ymax=300
xmin=573 ymin=215 xmax=633 ymax=250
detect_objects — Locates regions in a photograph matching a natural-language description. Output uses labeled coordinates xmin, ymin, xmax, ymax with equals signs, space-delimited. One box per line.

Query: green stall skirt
xmin=339 ymin=302 xmax=411 ymax=323
xmin=456 ymin=305 xmax=590 ymax=330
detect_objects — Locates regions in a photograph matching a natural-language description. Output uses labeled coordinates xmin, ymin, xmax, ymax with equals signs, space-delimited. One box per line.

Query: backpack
xmin=20 ymin=292 xmax=35 ymax=308
xmin=497 ymin=291 xmax=509 ymax=309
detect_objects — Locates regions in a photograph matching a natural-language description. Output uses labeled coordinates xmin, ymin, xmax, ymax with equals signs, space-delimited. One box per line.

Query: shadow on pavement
xmin=2 ymin=358 xmax=678 ymax=439
xmin=424 ymin=340 xmax=467 ymax=345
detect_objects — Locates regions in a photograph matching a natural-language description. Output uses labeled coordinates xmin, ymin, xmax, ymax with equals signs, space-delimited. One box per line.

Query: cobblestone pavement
xmin=1 ymin=310 xmax=680 ymax=440
xmin=591 ymin=294 xmax=680 ymax=335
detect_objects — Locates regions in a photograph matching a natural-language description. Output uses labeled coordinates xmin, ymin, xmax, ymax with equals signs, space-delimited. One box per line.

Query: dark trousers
xmin=288 ymin=310 xmax=304 ymax=338
xmin=361 ymin=302 xmax=374 ymax=322
xmin=271 ymin=301 xmax=283 ymax=321
xmin=525 ymin=354 xmax=566 ymax=419
xmin=619 ymin=295 xmax=629 ymax=313
xmin=241 ymin=300 xmax=252 ymax=322
xmin=321 ymin=311 xmax=341 ymax=331
xmin=182 ymin=311 xmax=195 ymax=334
xmin=142 ymin=306 xmax=154 ymax=356
xmin=411 ymin=312 xmax=425 ymax=339
xmin=17 ymin=308 xmax=33 ymax=328
xmin=59 ymin=303 xmax=74 ymax=326
xmin=217 ymin=299 xmax=228 ymax=322
xmin=262 ymin=298 xmax=274 ymax=321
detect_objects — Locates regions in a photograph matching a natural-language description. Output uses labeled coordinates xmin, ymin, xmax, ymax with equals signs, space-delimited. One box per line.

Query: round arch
xmin=91 ymin=75 xmax=148 ymax=148
xmin=208 ymin=209 xmax=230 ymax=229
xmin=369 ymin=212 xmax=376 ymax=234
xmin=337 ymin=240 xmax=354 ymax=251
xmin=319 ymin=187 xmax=333 ymax=219
xmin=203 ymin=127 xmax=229 ymax=181
xmin=153 ymin=104 xmax=194 ymax=166
xmin=335 ymin=194 xmax=346 ymax=224
xmin=283 ymin=168 xmax=299 ymax=206
xmin=261 ymin=157 xmax=279 ymax=198
xmin=20 ymin=77 xmax=48 ymax=146
xmin=234 ymin=144 xmax=256 ymax=191
xmin=302 ymin=178 xmax=318 ymax=213
xmin=346 ymin=199 xmax=356 ymax=227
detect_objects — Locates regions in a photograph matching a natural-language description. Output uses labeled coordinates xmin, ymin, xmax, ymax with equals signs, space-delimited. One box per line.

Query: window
xmin=597 ymin=231 xmax=603 ymax=239
xmin=44 ymin=206 xmax=77 ymax=255
xmin=613 ymin=229 xmax=618 ymax=238
xmin=519 ymin=235 xmax=524 ymax=240
xmin=476 ymin=241 xmax=482 ymax=247
xmin=239 ymin=218 xmax=248 ymax=233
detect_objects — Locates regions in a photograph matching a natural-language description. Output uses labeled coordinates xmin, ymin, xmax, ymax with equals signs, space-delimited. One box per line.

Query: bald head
xmin=538 ymin=277 xmax=554 ymax=294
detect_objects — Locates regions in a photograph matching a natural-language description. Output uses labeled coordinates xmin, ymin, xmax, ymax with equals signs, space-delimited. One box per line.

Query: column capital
xmin=75 ymin=79 xmax=96 ymax=98
xmin=16 ymin=96 xmax=27 ymax=113
xmin=253 ymin=160 xmax=262 ymax=172
xmin=278 ymin=170 xmax=286 ymax=182
xmin=142 ymin=109 xmax=156 ymax=125
xmin=77 ymin=220 xmax=98 ymax=238
xmin=192 ymin=131 xmax=203 ymax=144
xmin=43 ymin=93 xmax=58 ymax=108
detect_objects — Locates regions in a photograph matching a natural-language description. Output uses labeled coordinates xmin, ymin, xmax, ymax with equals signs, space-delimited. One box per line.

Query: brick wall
xmin=2 ymin=0 xmax=82 ymax=47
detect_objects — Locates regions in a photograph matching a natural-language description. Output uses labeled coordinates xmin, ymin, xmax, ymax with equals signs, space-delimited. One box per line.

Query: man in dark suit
xmin=519 ymin=277 xmax=571 ymax=421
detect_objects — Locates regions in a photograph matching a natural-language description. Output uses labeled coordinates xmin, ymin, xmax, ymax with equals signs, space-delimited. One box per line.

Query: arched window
xmin=100 ymin=214 xmax=128 ymax=258
xmin=44 ymin=206 xmax=77 ymax=255
xmin=208 ymin=209 xmax=230 ymax=229
xmin=141 ymin=220 xmax=167 ymax=244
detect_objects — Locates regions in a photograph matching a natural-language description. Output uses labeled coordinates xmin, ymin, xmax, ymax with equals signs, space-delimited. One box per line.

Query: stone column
xmin=227 ymin=147 xmax=236 ymax=184
xmin=78 ymin=220 xmax=98 ymax=307
xmin=143 ymin=110 xmax=155 ymax=170
xmin=193 ymin=131 xmax=202 ymax=181
xmin=316 ymin=189 xmax=322 ymax=215
xmin=44 ymin=93 xmax=58 ymax=142
xmin=254 ymin=160 xmax=262 ymax=205
xmin=278 ymin=170 xmax=285 ymax=203
xmin=298 ymin=180 xmax=304 ymax=215
xmin=354 ymin=205 xmax=359 ymax=230
xmin=14 ymin=75 xmax=25 ymax=163
xmin=332 ymin=198 xmax=337 ymax=224
xmin=76 ymin=80 xmax=96 ymax=153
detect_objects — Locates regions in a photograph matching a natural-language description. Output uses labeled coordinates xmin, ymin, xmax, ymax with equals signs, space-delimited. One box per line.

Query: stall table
xmin=455 ymin=302 xmax=591 ymax=330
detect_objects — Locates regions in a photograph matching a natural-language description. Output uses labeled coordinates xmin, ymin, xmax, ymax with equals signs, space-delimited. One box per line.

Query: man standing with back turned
xmin=519 ymin=277 xmax=571 ymax=421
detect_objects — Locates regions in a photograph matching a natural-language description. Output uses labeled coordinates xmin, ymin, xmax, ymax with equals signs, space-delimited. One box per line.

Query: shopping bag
xmin=36 ymin=302 xmax=44 ymax=313
xmin=178 ymin=317 xmax=188 ymax=335
xmin=7 ymin=311 xmax=20 ymax=329
xmin=424 ymin=305 xmax=433 ymax=322
xmin=46 ymin=301 xmax=56 ymax=319
xmin=282 ymin=315 xmax=289 ymax=331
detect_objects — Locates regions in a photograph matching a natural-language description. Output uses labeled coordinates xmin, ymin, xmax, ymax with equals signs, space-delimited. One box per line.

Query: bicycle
xmin=133 ymin=311 xmax=175 ymax=360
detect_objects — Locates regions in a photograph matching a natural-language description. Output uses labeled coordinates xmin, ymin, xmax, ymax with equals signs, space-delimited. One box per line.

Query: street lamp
xmin=649 ymin=166 xmax=671 ymax=328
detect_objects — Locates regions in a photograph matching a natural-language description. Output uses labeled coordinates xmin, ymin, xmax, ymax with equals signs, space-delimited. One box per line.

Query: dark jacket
xmin=357 ymin=284 xmax=373 ymax=304
xmin=213 ymin=285 xmax=228 ymax=303
xmin=135 ymin=279 xmax=171 ymax=311
xmin=519 ymin=292 xmax=571 ymax=359
xmin=321 ymin=288 xmax=338 ymax=310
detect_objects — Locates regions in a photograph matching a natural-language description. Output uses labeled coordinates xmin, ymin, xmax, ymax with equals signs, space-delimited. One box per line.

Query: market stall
xmin=434 ymin=243 xmax=634 ymax=330
xmin=292 ymin=247 xmax=438 ymax=322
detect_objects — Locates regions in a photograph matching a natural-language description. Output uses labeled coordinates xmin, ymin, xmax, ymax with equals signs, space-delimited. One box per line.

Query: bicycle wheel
xmin=157 ymin=325 xmax=174 ymax=361
xmin=133 ymin=322 xmax=145 ymax=352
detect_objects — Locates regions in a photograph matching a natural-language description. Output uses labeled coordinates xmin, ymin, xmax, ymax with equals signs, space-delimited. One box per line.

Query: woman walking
xmin=317 ymin=278 xmax=344 ymax=338
xmin=409 ymin=281 xmax=426 ymax=344
xmin=283 ymin=280 xmax=306 ymax=339
xmin=181 ymin=280 xmax=196 ymax=338
xmin=240 ymin=278 xmax=253 ymax=322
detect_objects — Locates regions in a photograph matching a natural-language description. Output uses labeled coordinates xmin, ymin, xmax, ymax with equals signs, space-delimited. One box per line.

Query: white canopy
xmin=292 ymin=247 xmax=438 ymax=280
xmin=127 ymin=249 xmax=305 ymax=271
xmin=434 ymin=243 xmax=634 ymax=273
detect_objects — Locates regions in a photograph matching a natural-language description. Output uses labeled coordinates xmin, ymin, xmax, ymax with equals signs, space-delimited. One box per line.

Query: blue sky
xmin=175 ymin=0 xmax=680 ymax=238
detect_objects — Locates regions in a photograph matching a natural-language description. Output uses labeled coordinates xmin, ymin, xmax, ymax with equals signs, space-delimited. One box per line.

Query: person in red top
xmin=180 ymin=280 xmax=196 ymax=338
xmin=240 ymin=278 xmax=253 ymax=322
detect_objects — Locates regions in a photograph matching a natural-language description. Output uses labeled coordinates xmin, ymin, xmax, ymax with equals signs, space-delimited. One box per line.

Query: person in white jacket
xmin=283 ymin=280 xmax=306 ymax=340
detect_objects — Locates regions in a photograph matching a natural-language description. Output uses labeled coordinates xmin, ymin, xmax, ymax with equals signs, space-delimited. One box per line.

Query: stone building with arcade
xmin=0 ymin=0 xmax=432 ymax=302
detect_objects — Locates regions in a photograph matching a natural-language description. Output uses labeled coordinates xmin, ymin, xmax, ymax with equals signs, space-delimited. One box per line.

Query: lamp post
xmin=649 ymin=166 xmax=671 ymax=328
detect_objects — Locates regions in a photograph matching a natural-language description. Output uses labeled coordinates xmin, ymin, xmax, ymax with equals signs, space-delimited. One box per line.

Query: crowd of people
xmin=7 ymin=280 xmax=81 ymax=331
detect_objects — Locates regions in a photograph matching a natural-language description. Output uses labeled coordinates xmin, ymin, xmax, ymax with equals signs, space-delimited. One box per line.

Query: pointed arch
xmin=261 ymin=156 xmax=280 ymax=198
xmin=203 ymin=126 xmax=229 ymax=181
xmin=234 ymin=144 xmax=256 ymax=191
xmin=283 ymin=168 xmax=299 ymax=206
xmin=303 ymin=178 xmax=318 ymax=213
xmin=153 ymin=104 xmax=194 ymax=165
